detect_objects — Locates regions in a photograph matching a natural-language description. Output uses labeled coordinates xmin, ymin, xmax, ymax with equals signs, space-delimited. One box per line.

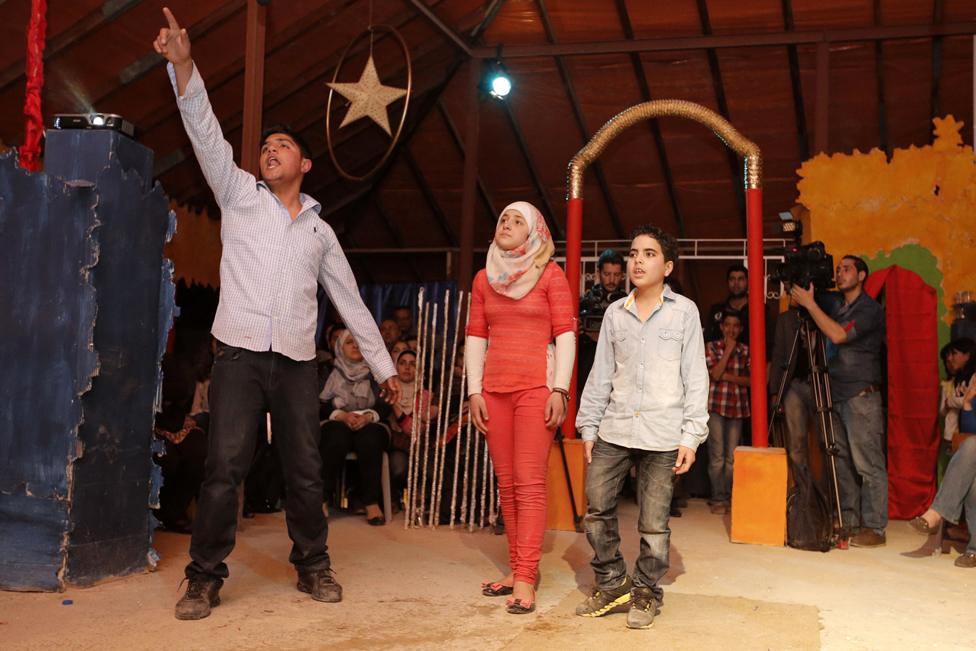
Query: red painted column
xmin=746 ymin=186 xmax=768 ymax=447
xmin=561 ymin=196 xmax=584 ymax=439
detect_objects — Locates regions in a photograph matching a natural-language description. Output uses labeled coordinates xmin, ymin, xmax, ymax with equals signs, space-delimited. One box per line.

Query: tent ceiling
xmin=1 ymin=0 xmax=973 ymax=286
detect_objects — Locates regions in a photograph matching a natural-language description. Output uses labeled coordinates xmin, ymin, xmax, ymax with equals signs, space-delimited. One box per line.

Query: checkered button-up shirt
xmin=169 ymin=63 xmax=395 ymax=381
xmin=705 ymin=340 xmax=751 ymax=419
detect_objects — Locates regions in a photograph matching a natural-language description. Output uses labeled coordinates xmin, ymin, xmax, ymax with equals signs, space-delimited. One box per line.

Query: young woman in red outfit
xmin=466 ymin=201 xmax=576 ymax=614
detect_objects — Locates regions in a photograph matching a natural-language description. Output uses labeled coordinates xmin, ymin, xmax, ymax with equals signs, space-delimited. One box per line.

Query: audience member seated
xmin=319 ymin=330 xmax=392 ymax=526
xmin=405 ymin=334 xmax=419 ymax=352
xmin=390 ymin=338 xmax=410 ymax=364
xmin=242 ymin=413 xmax=286 ymax=518
xmin=387 ymin=349 xmax=436 ymax=506
xmin=316 ymin=323 xmax=345 ymax=391
xmin=153 ymin=353 xmax=208 ymax=534
xmin=392 ymin=304 xmax=415 ymax=338
xmin=383 ymin=343 xmax=487 ymax=527
xmin=910 ymin=380 xmax=976 ymax=568
xmin=188 ymin=339 xmax=214 ymax=433
xmin=940 ymin=338 xmax=975 ymax=448
xmin=380 ymin=318 xmax=401 ymax=351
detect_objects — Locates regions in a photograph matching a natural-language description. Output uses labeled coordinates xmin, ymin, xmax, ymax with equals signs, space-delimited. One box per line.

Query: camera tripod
xmin=768 ymin=310 xmax=846 ymax=536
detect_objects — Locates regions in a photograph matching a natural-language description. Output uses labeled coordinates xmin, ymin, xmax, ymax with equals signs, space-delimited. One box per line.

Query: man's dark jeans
xmin=585 ymin=438 xmax=678 ymax=602
xmin=185 ymin=342 xmax=329 ymax=579
xmin=832 ymin=391 xmax=887 ymax=533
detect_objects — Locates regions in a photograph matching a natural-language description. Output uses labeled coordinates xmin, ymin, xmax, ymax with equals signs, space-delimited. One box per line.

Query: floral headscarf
xmin=485 ymin=201 xmax=555 ymax=300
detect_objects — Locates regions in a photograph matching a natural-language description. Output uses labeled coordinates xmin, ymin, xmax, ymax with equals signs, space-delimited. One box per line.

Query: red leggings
xmin=483 ymin=386 xmax=553 ymax=585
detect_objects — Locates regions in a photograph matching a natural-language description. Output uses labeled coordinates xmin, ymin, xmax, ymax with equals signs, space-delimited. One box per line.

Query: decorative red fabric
xmin=863 ymin=266 xmax=939 ymax=519
xmin=19 ymin=0 xmax=47 ymax=172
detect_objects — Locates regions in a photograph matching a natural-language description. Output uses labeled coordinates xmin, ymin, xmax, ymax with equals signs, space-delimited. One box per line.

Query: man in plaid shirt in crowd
xmin=705 ymin=310 xmax=751 ymax=515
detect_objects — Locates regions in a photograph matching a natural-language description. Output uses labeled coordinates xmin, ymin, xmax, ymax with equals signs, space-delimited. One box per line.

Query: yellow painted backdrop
xmin=165 ymin=202 xmax=221 ymax=288
xmin=797 ymin=117 xmax=976 ymax=347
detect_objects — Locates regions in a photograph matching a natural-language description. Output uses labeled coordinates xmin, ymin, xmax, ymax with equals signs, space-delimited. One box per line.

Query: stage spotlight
xmin=483 ymin=59 xmax=512 ymax=100
xmin=778 ymin=210 xmax=803 ymax=241
xmin=490 ymin=72 xmax=511 ymax=98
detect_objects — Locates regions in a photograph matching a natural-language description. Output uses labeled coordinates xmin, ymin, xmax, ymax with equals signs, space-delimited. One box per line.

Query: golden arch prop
xmin=562 ymin=100 xmax=768 ymax=446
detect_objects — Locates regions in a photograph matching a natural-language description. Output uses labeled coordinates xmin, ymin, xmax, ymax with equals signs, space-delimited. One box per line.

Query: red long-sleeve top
xmin=466 ymin=261 xmax=576 ymax=393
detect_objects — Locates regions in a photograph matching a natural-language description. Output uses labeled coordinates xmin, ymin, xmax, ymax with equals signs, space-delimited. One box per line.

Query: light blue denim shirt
xmin=576 ymin=285 xmax=710 ymax=452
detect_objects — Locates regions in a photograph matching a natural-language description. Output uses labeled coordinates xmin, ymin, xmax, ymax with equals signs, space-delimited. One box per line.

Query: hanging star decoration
xmin=327 ymin=54 xmax=407 ymax=137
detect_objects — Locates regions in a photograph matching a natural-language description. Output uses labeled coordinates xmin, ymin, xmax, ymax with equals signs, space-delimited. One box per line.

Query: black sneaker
xmin=626 ymin=587 xmax=660 ymax=629
xmin=174 ymin=577 xmax=223 ymax=620
xmin=297 ymin=568 xmax=343 ymax=603
xmin=575 ymin=576 xmax=633 ymax=617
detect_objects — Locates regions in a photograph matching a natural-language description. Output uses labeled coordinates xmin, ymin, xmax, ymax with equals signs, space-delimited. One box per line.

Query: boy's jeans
xmin=584 ymin=437 xmax=678 ymax=602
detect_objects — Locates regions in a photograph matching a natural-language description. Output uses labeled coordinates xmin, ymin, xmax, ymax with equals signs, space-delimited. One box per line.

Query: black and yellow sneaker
xmin=626 ymin=586 xmax=660 ymax=629
xmin=574 ymin=576 xmax=633 ymax=617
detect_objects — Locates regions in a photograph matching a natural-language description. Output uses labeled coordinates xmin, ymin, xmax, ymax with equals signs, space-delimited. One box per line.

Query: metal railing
xmin=344 ymin=238 xmax=790 ymax=296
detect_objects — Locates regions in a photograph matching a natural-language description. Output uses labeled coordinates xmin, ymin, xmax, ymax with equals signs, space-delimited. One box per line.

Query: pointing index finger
xmin=162 ymin=6 xmax=181 ymax=32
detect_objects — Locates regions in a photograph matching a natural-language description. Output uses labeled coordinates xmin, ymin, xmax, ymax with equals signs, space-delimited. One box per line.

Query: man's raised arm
xmin=153 ymin=7 xmax=252 ymax=209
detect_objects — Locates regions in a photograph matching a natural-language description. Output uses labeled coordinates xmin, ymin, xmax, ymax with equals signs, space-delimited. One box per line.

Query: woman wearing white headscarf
xmin=466 ymin=202 xmax=577 ymax=613
xmin=319 ymin=330 xmax=391 ymax=525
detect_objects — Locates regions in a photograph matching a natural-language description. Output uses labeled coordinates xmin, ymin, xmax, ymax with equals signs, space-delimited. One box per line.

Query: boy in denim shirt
xmin=575 ymin=224 xmax=709 ymax=629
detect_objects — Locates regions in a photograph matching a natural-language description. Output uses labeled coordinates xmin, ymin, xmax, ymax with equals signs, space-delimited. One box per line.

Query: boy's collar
xmin=623 ymin=284 xmax=674 ymax=310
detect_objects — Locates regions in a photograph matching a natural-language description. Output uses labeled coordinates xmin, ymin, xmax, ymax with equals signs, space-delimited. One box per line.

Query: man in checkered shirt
xmin=704 ymin=310 xmax=751 ymax=515
xmin=154 ymin=8 xmax=400 ymax=621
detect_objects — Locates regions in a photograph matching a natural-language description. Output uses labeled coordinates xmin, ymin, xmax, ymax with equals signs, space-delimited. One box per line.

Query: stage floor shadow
xmin=2 ymin=500 xmax=972 ymax=650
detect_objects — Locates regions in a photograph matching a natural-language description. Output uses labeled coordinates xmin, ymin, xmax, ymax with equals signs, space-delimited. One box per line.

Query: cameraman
xmin=577 ymin=249 xmax=627 ymax=400
xmin=791 ymin=255 xmax=886 ymax=548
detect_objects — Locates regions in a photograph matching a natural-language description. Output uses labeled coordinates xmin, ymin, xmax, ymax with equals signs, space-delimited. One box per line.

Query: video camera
xmin=770 ymin=241 xmax=835 ymax=291
xmin=580 ymin=285 xmax=627 ymax=332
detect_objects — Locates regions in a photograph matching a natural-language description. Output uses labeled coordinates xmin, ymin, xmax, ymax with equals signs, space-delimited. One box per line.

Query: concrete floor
xmin=2 ymin=500 xmax=973 ymax=650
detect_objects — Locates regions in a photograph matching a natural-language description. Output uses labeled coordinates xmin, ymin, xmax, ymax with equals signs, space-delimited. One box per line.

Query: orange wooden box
xmin=546 ymin=439 xmax=588 ymax=531
xmin=730 ymin=446 xmax=788 ymax=546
